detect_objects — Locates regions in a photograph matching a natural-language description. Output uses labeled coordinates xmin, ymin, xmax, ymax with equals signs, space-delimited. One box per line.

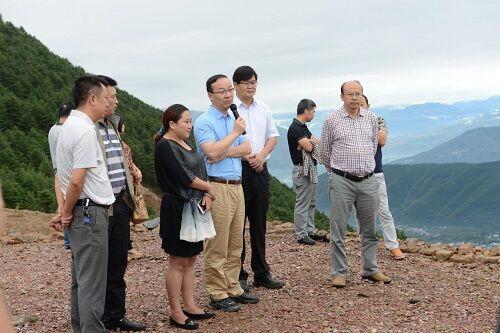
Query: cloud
xmin=1 ymin=0 xmax=499 ymax=112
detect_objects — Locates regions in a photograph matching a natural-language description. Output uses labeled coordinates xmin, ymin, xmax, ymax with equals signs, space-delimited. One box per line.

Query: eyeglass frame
xmin=343 ymin=92 xmax=363 ymax=99
xmin=210 ymin=87 xmax=235 ymax=95
xmin=238 ymin=80 xmax=258 ymax=87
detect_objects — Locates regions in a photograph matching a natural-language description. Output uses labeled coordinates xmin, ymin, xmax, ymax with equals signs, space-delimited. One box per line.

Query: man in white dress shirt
xmin=233 ymin=66 xmax=285 ymax=291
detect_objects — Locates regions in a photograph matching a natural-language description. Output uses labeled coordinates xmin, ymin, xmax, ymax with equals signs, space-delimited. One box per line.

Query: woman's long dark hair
xmin=154 ymin=104 xmax=189 ymax=144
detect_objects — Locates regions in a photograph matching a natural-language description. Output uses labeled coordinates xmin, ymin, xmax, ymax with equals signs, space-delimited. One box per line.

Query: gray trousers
xmin=352 ymin=173 xmax=400 ymax=250
xmin=68 ymin=204 xmax=109 ymax=333
xmin=329 ymin=173 xmax=379 ymax=276
xmin=292 ymin=165 xmax=317 ymax=239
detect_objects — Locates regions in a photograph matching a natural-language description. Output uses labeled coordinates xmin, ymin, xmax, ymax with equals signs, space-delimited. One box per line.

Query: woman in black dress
xmin=154 ymin=104 xmax=216 ymax=330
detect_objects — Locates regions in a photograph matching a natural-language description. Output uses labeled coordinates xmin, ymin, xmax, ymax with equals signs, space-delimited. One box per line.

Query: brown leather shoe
xmin=390 ymin=248 xmax=405 ymax=260
xmin=332 ymin=275 xmax=347 ymax=288
xmin=362 ymin=271 xmax=392 ymax=284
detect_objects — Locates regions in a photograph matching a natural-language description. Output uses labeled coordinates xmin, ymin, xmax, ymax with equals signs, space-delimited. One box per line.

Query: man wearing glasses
xmin=232 ymin=66 xmax=285 ymax=293
xmin=194 ymin=74 xmax=260 ymax=312
xmin=319 ymin=80 xmax=391 ymax=288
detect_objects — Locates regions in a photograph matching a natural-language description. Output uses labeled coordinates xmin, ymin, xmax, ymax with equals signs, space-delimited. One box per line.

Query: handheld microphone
xmin=230 ymin=104 xmax=246 ymax=135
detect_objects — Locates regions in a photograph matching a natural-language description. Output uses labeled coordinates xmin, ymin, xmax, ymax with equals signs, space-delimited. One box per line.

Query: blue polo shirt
xmin=194 ymin=105 xmax=248 ymax=180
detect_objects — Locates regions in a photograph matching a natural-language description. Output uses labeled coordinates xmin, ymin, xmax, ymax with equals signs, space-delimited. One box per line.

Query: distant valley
xmin=392 ymin=126 xmax=500 ymax=164
xmin=315 ymin=162 xmax=500 ymax=246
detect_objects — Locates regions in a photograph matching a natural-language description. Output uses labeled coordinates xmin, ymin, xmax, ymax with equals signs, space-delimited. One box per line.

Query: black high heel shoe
xmin=169 ymin=317 xmax=199 ymax=330
xmin=182 ymin=309 xmax=216 ymax=320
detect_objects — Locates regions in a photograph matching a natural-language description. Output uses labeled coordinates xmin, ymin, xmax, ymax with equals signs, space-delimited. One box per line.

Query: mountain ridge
xmin=391 ymin=126 xmax=500 ymax=164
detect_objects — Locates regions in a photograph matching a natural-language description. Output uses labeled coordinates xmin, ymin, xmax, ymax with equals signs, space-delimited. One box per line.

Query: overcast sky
xmin=2 ymin=1 xmax=500 ymax=112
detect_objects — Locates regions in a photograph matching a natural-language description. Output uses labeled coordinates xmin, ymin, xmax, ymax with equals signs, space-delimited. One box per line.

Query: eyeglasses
xmin=212 ymin=88 xmax=235 ymax=95
xmin=239 ymin=81 xmax=258 ymax=87
xmin=344 ymin=92 xmax=363 ymax=99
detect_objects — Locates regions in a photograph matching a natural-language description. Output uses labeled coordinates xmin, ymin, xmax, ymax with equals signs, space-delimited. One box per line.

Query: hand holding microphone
xmin=230 ymin=104 xmax=246 ymax=135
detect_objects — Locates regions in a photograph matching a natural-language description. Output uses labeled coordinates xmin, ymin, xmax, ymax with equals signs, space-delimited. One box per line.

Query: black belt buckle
xmin=333 ymin=169 xmax=371 ymax=182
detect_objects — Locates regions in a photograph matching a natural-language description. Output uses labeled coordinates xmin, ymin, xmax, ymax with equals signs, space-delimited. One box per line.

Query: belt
xmin=74 ymin=198 xmax=110 ymax=209
xmin=332 ymin=168 xmax=373 ymax=182
xmin=209 ymin=177 xmax=242 ymax=185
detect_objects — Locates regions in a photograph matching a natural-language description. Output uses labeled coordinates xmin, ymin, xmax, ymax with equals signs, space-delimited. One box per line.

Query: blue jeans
xmin=64 ymin=229 xmax=71 ymax=248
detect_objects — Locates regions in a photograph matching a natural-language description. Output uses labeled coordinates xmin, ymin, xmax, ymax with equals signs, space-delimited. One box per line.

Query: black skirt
xmin=159 ymin=194 xmax=203 ymax=257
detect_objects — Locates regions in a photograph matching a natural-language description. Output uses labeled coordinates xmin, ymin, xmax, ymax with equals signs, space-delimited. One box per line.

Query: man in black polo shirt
xmin=287 ymin=99 xmax=319 ymax=245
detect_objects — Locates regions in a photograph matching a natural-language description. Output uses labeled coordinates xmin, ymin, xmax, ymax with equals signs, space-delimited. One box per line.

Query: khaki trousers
xmin=204 ymin=182 xmax=245 ymax=300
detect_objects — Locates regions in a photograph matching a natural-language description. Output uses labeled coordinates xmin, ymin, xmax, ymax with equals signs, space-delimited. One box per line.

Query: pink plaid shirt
xmin=319 ymin=106 xmax=378 ymax=176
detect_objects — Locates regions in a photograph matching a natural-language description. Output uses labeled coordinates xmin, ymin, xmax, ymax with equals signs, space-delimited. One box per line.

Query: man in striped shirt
xmin=319 ymin=80 xmax=391 ymax=288
xmin=96 ymin=76 xmax=146 ymax=332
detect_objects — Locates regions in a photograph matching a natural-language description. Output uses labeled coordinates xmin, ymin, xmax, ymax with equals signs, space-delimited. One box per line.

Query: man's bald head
xmin=340 ymin=80 xmax=363 ymax=94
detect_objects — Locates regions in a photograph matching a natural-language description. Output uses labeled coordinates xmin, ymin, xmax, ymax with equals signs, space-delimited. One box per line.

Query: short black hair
xmin=206 ymin=74 xmax=228 ymax=93
xmin=297 ymin=99 xmax=316 ymax=115
xmin=98 ymin=75 xmax=118 ymax=87
xmin=362 ymin=94 xmax=369 ymax=106
xmin=117 ymin=118 xmax=125 ymax=134
xmin=232 ymin=66 xmax=258 ymax=84
xmin=72 ymin=74 xmax=108 ymax=108
xmin=58 ymin=102 xmax=75 ymax=118
xmin=340 ymin=80 xmax=362 ymax=94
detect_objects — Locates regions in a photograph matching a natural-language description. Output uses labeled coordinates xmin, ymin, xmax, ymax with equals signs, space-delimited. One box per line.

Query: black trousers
xmin=103 ymin=197 xmax=132 ymax=326
xmin=240 ymin=161 xmax=270 ymax=281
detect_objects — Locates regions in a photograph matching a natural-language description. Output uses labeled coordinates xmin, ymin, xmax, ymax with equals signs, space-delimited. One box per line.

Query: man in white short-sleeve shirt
xmin=57 ymin=110 xmax=115 ymax=205
xmin=53 ymin=74 xmax=114 ymax=333
xmin=232 ymin=66 xmax=285 ymax=291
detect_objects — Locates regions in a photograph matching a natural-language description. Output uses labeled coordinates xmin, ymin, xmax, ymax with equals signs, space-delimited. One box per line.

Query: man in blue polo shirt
xmin=194 ymin=74 xmax=260 ymax=312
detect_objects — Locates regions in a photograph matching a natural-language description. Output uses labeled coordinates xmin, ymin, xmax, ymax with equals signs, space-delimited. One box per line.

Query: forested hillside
xmin=0 ymin=18 xmax=161 ymax=212
xmin=0 ymin=18 xmax=330 ymax=228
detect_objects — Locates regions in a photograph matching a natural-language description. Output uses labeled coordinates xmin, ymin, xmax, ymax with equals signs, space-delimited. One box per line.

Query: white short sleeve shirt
xmin=48 ymin=123 xmax=63 ymax=171
xmin=56 ymin=110 xmax=115 ymax=205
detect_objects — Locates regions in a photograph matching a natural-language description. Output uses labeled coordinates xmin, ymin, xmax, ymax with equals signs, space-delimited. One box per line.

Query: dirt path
xmin=0 ymin=211 xmax=498 ymax=332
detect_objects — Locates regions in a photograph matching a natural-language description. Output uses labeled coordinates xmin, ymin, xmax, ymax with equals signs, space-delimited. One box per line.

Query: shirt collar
xmin=209 ymin=105 xmax=230 ymax=119
xmin=97 ymin=117 xmax=111 ymax=127
xmin=340 ymin=106 xmax=365 ymax=118
xmin=70 ymin=110 xmax=94 ymax=125
xmin=293 ymin=118 xmax=307 ymax=127
xmin=234 ymin=96 xmax=256 ymax=110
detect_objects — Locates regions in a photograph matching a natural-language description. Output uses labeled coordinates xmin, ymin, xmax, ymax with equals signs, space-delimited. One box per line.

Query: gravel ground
xmin=1 ymin=227 xmax=499 ymax=333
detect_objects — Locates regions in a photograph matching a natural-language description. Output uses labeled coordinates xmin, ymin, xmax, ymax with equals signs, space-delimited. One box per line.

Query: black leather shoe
xmin=309 ymin=233 xmax=329 ymax=242
xmin=169 ymin=317 xmax=199 ymax=330
xmin=230 ymin=292 xmax=260 ymax=304
xmin=106 ymin=318 xmax=147 ymax=331
xmin=208 ymin=297 xmax=241 ymax=312
xmin=239 ymin=279 xmax=250 ymax=292
xmin=182 ymin=309 xmax=216 ymax=320
xmin=298 ymin=235 xmax=316 ymax=245
xmin=254 ymin=276 xmax=285 ymax=289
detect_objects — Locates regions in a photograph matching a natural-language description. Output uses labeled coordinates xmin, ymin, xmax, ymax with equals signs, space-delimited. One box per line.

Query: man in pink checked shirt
xmin=319 ymin=80 xmax=391 ymax=288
